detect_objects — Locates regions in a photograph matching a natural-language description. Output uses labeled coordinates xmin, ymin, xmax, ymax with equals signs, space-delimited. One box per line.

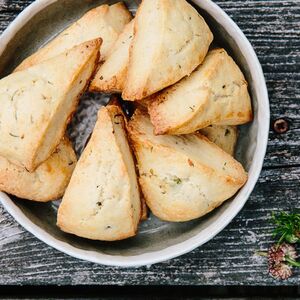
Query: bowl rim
xmin=0 ymin=0 xmax=270 ymax=267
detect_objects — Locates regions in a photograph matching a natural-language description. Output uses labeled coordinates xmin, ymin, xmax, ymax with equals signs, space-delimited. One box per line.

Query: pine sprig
xmin=272 ymin=212 xmax=300 ymax=245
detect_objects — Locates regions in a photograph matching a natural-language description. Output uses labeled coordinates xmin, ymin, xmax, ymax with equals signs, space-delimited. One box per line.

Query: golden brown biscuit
xmin=15 ymin=2 xmax=132 ymax=71
xmin=57 ymin=105 xmax=141 ymax=241
xmin=148 ymin=48 xmax=253 ymax=135
xmin=90 ymin=19 xmax=135 ymax=93
xmin=127 ymin=109 xmax=247 ymax=222
xmin=122 ymin=0 xmax=213 ymax=100
xmin=0 ymin=39 xmax=100 ymax=171
xmin=0 ymin=138 xmax=77 ymax=202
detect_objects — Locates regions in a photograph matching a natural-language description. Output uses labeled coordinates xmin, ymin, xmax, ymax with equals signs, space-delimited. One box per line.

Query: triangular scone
xmin=90 ymin=19 xmax=134 ymax=93
xmin=0 ymin=138 xmax=77 ymax=202
xmin=148 ymin=48 xmax=253 ymax=135
xmin=199 ymin=125 xmax=238 ymax=156
xmin=57 ymin=105 xmax=141 ymax=241
xmin=122 ymin=0 xmax=213 ymax=100
xmin=15 ymin=2 xmax=132 ymax=72
xmin=127 ymin=109 xmax=247 ymax=222
xmin=0 ymin=39 xmax=100 ymax=172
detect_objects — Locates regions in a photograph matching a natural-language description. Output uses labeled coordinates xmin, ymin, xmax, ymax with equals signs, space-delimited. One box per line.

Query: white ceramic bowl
xmin=0 ymin=0 xmax=269 ymax=267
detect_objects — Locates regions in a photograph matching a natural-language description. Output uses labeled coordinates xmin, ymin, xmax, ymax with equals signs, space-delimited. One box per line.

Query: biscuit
xmin=149 ymin=48 xmax=253 ymax=135
xmin=127 ymin=109 xmax=247 ymax=222
xmin=57 ymin=105 xmax=141 ymax=241
xmin=0 ymin=39 xmax=100 ymax=171
xmin=122 ymin=0 xmax=213 ymax=100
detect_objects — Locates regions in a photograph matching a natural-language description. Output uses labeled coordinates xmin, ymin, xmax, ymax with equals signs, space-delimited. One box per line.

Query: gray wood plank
xmin=0 ymin=0 xmax=299 ymax=286
xmin=0 ymin=167 xmax=299 ymax=285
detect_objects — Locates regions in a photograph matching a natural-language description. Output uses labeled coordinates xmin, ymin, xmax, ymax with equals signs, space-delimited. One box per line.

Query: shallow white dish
xmin=0 ymin=0 xmax=269 ymax=267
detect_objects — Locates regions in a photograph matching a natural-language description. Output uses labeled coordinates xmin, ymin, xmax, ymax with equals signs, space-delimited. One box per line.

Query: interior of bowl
xmin=0 ymin=0 xmax=260 ymax=258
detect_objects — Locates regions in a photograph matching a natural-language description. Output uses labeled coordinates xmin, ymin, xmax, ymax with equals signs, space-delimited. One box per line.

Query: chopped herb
xmin=97 ymin=202 xmax=102 ymax=207
xmin=150 ymin=169 xmax=154 ymax=176
xmin=225 ymin=129 xmax=230 ymax=136
xmin=222 ymin=162 xmax=227 ymax=170
xmin=9 ymin=132 xmax=19 ymax=138
xmin=189 ymin=106 xmax=195 ymax=112
xmin=173 ymin=176 xmax=182 ymax=184
xmin=11 ymin=89 xmax=19 ymax=102
xmin=68 ymin=161 xmax=74 ymax=166
xmin=106 ymin=226 xmax=112 ymax=229
xmin=48 ymin=81 xmax=54 ymax=85
xmin=99 ymin=76 xmax=104 ymax=80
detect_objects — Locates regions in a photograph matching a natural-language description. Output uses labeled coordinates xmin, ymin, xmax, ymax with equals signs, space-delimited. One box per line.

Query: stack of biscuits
xmin=0 ymin=0 xmax=252 ymax=241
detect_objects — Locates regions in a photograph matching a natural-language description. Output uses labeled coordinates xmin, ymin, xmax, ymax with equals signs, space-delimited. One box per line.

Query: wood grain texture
xmin=0 ymin=0 xmax=299 ymax=286
xmin=0 ymin=167 xmax=299 ymax=286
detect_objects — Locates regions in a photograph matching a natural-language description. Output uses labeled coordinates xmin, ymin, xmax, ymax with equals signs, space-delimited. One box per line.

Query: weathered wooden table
xmin=0 ymin=0 xmax=299 ymax=291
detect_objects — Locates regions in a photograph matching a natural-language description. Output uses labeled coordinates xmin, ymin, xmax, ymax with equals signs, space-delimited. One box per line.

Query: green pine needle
xmin=272 ymin=212 xmax=300 ymax=245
